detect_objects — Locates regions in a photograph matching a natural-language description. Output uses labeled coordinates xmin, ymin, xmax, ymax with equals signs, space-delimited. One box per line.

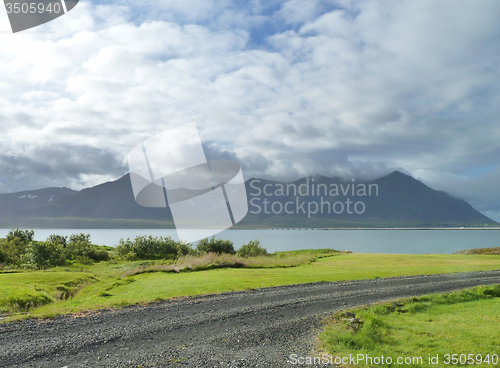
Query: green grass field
xmin=0 ymin=272 xmax=97 ymax=313
xmin=318 ymin=285 xmax=500 ymax=367
xmin=1 ymin=251 xmax=500 ymax=321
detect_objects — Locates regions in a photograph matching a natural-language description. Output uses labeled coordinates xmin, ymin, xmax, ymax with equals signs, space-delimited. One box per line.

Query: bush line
xmin=0 ymin=229 xmax=277 ymax=270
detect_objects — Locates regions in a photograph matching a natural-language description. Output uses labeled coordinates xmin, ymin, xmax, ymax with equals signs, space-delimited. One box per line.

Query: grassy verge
xmin=455 ymin=247 xmax=500 ymax=255
xmin=1 ymin=252 xmax=500 ymax=322
xmin=0 ymin=272 xmax=97 ymax=313
xmin=318 ymin=285 xmax=500 ymax=367
xmin=122 ymin=249 xmax=339 ymax=276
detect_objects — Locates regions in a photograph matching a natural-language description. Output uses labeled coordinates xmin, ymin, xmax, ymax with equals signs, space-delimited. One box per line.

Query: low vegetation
xmin=0 ymin=229 xmax=113 ymax=269
xmin=0 ymin=229 xmax=268 ymax=270
xmin=115 ymin=235 xmax=264 ymax=261
xmin=0 ymin=251 xmax=499 ymax=321
xmin=195 ymin=237 xmax=236 ymax=255
xmin=0 ymin=272 xmax=97 ymax=313
xmin=121 ymin=250 xmax=323 ymax=277
xmin=319 ymin=285 xmax=500 ymax=367
xmin=116 ymin=235 xmax=189 ymax=260
xmin=236 ymin=239 xmax=267 ymax=257
xmin=1 ymin=230 xmax=500 ymax=323
xmin=0 ymin=229 xmax=341 ymax=318
xmin=454 ymin=246 xmax=500 ymax=255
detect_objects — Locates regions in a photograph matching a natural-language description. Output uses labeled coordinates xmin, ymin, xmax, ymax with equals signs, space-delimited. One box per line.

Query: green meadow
xmin=2 ymin=251 xmax=500 ymax=321
xmin=319 ymin=285 xmax=500 ymax=367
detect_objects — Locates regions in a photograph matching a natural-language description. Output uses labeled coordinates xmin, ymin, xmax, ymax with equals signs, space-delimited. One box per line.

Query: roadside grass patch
xmin=122 ymin=249 xmax=339 ymax=276
xmin=2 ymin=253 xmax=500 ymax=322
xmin=0 ymin=272 xmax=97 ymax=314
xmin=319 ymin=285 xmax=500 ymax=367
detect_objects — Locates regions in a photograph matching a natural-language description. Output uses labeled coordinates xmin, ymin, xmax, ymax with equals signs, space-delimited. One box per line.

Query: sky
xmin=0 ymin=0 xmax=500 ymax=221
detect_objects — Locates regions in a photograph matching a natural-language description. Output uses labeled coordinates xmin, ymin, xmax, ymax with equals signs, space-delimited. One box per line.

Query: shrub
xmin=236 ymin=240 xmax=267 ymax=257
xmin=62 ymin=233 xmax=110 ymax=263
xmin=1 ymin=230 xmax=111 ymax=267
xmin=47 ymin=234 xmax=68 ymax=247
xmin=0 ymin=229 xmax=35 ymax=266
xmin=196 ymin=237 xmax=236 ymax=255
xmin=0 ymin=238 xmax=8 ymax=261
xmin=116 ymin=238 xmax=135 ymax=258
xmin=63 ymin=240 xmax=92 ymax=261
xmin=27 ymin=241 xmax=63 ymax=268
xmin=91 ymin=249 xmax=110 ymax=262
xmin=116 ymin=236 xmax=180 ymax=260
xmin=176 ymin=241 xmax=192 ymax=256
xmin=6 ymin=229 xmax=34 ymax=244
xmin=69 ymin=233 xmax=91 ymax=244
xmin=1 ymin=236 xmax=29 ymax=266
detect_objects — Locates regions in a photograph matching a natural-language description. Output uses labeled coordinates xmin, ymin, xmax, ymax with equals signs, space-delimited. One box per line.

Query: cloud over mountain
xmin=0 ymin=0 xmax=499 ymax=219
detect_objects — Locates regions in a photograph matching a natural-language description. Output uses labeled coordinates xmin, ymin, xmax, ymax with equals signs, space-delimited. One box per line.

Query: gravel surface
xmin=1 ymin=270 xmax=499 ymax=368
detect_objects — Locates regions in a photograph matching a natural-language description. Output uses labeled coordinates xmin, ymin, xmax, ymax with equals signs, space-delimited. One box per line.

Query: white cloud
xmin=278 ymin=0 xmax=323 ymax=25
xmin=0 ymin=0 xmax=499 ymax=219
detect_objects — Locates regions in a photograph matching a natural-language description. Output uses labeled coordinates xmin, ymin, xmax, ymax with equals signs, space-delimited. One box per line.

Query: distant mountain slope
xmin=369 ymin=171 xmax=486 ymax=222
xmin=0 ymin=171 xmax=495 ymax=228
xmin=0 ymin=187 xmax=76 ymax=219
xmin=239 ymin=171 xmax=495 ymax=227
xmin=28 ymin=174 xmax=172 ymax=221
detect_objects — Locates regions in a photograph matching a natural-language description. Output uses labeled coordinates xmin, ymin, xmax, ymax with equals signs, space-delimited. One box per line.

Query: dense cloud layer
xmin=0 ymin=0 xmax=499 ymax=220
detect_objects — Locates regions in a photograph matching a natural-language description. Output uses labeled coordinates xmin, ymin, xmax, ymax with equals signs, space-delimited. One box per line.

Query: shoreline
xmin=1 ymin=227 xmax=499 ymax=230
xmin=316 ymin=227 xmax=500 ymax=230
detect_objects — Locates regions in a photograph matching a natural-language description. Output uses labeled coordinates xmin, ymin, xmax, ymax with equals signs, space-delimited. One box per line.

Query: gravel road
xmin=1 ymin=270 xmax=499 ymax=368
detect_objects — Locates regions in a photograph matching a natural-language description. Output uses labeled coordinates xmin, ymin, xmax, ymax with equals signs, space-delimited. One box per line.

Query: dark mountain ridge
xmin=0 ymin=171 xmax=495 ymax=228
xmin=0 ymin=187 xmax=76 ymax=219
xmin=242 ymin=171 xmax=494 ymax=226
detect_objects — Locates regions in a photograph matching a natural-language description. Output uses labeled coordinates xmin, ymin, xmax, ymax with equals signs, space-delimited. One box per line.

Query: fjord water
xmin=1 ymin=229 xmax=498 ymax=254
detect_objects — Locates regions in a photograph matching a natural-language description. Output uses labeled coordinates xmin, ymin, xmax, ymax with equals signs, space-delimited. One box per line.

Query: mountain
xmin=0 ymin=171 xmax=495 ymax=228
xmin=1 ymin=174 xmax=175 ymax=228
xmin=239 ymin=171 xmax=495 ymax=227
xmin=0 ymin=187 xmax=76 ymax=219
xmin=28 ymin=174 xmax=172 ymax=221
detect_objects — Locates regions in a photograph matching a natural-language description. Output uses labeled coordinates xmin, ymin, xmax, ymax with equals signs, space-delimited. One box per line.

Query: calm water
xmin=1 ymin=228 xmax=499 ymax=254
